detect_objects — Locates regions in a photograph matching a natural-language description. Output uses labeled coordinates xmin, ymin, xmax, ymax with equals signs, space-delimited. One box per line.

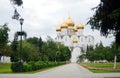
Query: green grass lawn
xmin=0 ymin=63 xmax=12 ymax=73
xmin=85 ymin=63 xmax=120 ymax=69
xmin=80 ymin=62 xmax=120 ymax=73
xmin=90 ymin=69 xmax=120 ymax=73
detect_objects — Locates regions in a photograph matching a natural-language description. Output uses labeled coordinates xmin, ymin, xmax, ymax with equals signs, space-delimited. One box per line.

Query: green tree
xmin=10 ymin=0 xmax=23 ymax=6
xmin=10 ymin=40 xmax=19 ymax=62
xmin=88 ymin=0 xmax=120 ymax=66
xmin=104 ymin=46 xmax=114 ymax=62
xmin=86 ymin=42 xmax=106 ymax=62
xmin=58 ymin=44 xmax=71 ymax=61
xmin=87 ymin=0 xmax=120 ymax=45
xmin=11 ymin=40 xmax=39 ymax=62
xmin=38 ymin=37 xmax=43 ymax=60
xmin=38 ymin=37 xmax=43 ymax=51
xmin=42 ymin=36 xmax=71 ymax=62
xmin=86 ymin=45 xmax=94 ymax=62
xmin=0 ymin=24 xmax=10 ymax=61
xmin=26 ymin=37 xmax=39 ymax=47
xmin=21 ymin=41 xmax=39 ymax=62
xmin=0 ymin=24 xmax=10 ymax=48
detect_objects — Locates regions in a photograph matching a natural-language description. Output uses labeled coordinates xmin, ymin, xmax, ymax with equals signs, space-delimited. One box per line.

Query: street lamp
xmin=19 ymin=18 xmax=24 ymax=72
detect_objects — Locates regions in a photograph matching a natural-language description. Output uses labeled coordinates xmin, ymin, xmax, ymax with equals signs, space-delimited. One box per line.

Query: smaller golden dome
xmin=65 ymin=16 xmax=75 ymax=26
xmin=61 ymin=22 xmax=68 ymax=28
xmin=77 ymin=23 xmax=84 ymax=29
xmin=74 ymin=27 xmax=78 ymax=32
xmin=56 ymin=25 xmax=61 ymax=32
xmin=72 ymin=37 xmax=78 ymax=43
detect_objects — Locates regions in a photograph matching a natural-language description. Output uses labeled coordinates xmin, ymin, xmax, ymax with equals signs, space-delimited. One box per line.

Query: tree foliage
xmin=21 ymin=41 xmax=39 ymax=62
xmin=26 ymin=37 xmax=39 ymax=47
xmin=10 ymin=40 xmax=39 ymax=62
xmin=10 ymin=0 xmax=23 ymax=6
xmin=85 ymin=42 xmax=120 ymax=62
xmin=42 ymin=36 xmax=71 ymax=62
xmin=88 ymin=0 xmax=120 ymax=45
xmin=10 ymin=40 xmax=19 ymax=62
xmin=38 ymin=37 xmax=43 ymax=51
xmin=0 ymin=24 xmax=11 ymax=57
xmin=10 ymin=36 xmax=71 ymax=62
xmin=0 ymin=24 xmax=10 ymax=48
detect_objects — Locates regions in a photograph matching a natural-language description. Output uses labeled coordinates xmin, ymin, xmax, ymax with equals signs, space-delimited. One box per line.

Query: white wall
xmin=71 ymin=47 xmax=81 ymax=62
xmin=0 ymin=56 xmax=11 ymax=63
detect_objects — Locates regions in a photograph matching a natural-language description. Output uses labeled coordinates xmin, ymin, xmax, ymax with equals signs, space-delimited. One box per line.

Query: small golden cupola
xmin=56 ymin=25 xmax=61 ymax=32
xmin=61 ymin=22 xmax=68 ymax=29
xmin=77 ymin=23 xmax=84 ymax=29
xmin=72 ymin=37 xmax=78 ymax=43
xmin=74 ymin=27 xmax=78 ymax=32
xmin=65 ymin=16 xmax=75 ymax=27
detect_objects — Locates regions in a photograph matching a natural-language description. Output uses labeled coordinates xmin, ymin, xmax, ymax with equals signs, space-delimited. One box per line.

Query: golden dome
xmin=77 ymin=23 xmax=84 ymax=29
xmin=56 ymin=25 xmax=61 ymax=32
xmin=65 ymin=16 xmax=75 ymax=26
xmin=74 ymin=27 xmax=78 ymax=32
xmin=72 ymin=37 xmax=78 ymax=43
xmin=61 ymin=22 xmax=68 ymax=28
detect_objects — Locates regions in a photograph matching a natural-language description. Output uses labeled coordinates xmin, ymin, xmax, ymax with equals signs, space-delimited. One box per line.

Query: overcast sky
xmin=0 ymin=0 xmax=115 ymax=46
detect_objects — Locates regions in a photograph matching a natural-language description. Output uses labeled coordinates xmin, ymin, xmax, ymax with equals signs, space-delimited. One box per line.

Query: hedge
xmin=11 ymin=61 xmax=66 ymax=72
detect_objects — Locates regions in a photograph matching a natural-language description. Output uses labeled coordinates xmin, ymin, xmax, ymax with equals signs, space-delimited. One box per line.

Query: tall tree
xmin=0 ymin=24 xmax=10 ymax=48
xmin=0 ymin=24 xmax=10 ymax=61
xmin=10 ymin=40 xmax=19 ymax=62
xmin=38 ymin=37 xmax=43 ymax=51
xmin=88 ymin=0 xmax=120 ymax=69
xmin=87 ymin=0 xmax=120 ymax=45
xmin=26 ymin=37 xmax=39 ymax=47
xmin=21 ymin=41 xmax=39 ymax=62
xmin=42 ymin=36 xmax=71 ymax=62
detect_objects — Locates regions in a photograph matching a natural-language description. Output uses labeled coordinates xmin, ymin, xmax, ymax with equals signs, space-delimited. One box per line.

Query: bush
xmin=11 ymin=61 xmax=66 ymax=72
xmin=11 ymin=62 xmax=23 ymax=72
xmin=23 ymin=64 xmax=32 ymax=72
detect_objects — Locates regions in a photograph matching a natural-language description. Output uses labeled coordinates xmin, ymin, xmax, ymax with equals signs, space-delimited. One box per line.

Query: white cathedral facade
xmin=55 ymin=16 xmax=94 ymax=62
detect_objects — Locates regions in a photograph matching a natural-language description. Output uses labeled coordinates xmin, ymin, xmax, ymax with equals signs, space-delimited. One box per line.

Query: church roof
xmin=74 ymin=27 xmax=78 ymax=32
xmin=61 ymin=22 xmax=68 ymax=28
xmin=56 ymin=25 xmax=61 ymax=32
xmin=77 ymin=23 xmax=84 ymax=29
xmin=65 ymin=16 xmax=75 ymax=27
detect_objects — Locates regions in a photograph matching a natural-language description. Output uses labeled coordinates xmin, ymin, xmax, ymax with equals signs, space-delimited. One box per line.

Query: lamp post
xmin=19 ymin=18 xmax=24 ymax=72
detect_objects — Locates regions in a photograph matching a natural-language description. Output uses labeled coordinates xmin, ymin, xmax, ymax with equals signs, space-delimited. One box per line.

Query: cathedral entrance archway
xmin=71 ymin=47 xmax=81 ymax=63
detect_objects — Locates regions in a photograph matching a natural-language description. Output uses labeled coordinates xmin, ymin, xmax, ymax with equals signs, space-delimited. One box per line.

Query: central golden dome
xmin=72 ymin=37 xmax=78 ymax=43
xmin=65 ymin=16 xmax=75 ymax=26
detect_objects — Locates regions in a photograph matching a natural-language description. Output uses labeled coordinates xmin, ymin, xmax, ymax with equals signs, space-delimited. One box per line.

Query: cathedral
xmin=55 ymin=16 xmax=94 ymax=62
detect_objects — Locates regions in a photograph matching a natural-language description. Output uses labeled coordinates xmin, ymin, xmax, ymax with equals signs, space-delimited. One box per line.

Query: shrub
xmin=11 ymin=62 xmax=23 ymax=72
xmin=11 ymin=61 xmax=66 ymax=72
xmin=23 ymin=64 xmax=32 ymax=72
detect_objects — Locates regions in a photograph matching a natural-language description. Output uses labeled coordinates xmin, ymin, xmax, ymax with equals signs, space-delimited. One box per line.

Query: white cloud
xmin=0 ymin=0 xmax=114 ymax=46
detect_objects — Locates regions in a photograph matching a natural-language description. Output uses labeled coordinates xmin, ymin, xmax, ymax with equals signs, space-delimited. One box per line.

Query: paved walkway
xmin=0 ymin=63 xmax=120 ymax=78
